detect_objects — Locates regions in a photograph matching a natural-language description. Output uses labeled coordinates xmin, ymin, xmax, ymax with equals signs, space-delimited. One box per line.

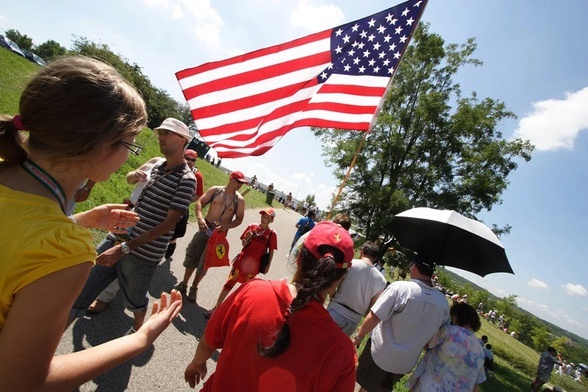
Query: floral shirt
xmin=406 ymin=324 xmax=486 ymax=391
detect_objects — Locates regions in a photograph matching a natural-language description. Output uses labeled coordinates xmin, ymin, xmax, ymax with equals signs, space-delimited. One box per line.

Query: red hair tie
xmin=13 ymin=115 xmax=25 ymax=130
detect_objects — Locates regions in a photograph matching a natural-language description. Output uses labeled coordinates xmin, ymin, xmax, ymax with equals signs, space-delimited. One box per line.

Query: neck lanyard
xmin=21 ymin=159 xmax=67 ymax=214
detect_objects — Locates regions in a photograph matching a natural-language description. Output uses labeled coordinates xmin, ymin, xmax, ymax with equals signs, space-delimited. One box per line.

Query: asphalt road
xmin=57 ymin=206 xmax=364 ymax=391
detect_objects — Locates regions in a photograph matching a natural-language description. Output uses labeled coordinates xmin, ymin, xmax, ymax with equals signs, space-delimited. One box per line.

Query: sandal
xmin=87 ymin=299 xmax=107 ymax=314
xmin=204 ymin=307 xmax=216 ymax=319
xmin=174 ymin=281 xmax=188 ymax=296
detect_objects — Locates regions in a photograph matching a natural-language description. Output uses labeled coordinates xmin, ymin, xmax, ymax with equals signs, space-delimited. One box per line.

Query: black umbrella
xmin=384 ymin=207 xmax=513 ymax=277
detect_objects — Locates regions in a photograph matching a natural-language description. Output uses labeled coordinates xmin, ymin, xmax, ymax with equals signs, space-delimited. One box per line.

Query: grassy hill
xmin=445 ymin=268 xmax=588 ymax=348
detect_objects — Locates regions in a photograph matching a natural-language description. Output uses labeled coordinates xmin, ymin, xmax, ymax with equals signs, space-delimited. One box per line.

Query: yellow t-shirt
xmin=0 ymin=184 xmax=96 ymax=331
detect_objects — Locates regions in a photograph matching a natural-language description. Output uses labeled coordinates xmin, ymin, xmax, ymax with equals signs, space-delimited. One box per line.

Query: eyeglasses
xmin=120 ymin=141 xmax=143 ymax=155
xmin=185 ymin=157 xmax=196 ymax=162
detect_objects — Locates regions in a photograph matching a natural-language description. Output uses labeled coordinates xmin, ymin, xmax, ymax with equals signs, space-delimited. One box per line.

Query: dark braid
xmin=258 ymin=246 xmax=346 ymax=358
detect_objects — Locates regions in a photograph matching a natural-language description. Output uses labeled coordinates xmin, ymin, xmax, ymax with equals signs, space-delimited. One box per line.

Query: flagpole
xmin=326 ymin=130 xmax=369 ymax=220
xmin=324 ymin=1 xmax=429 ymax=221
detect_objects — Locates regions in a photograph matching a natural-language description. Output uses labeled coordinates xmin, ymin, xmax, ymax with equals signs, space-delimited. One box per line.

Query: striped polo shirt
xmin=130 ymin=161 xmax=196 ymax=263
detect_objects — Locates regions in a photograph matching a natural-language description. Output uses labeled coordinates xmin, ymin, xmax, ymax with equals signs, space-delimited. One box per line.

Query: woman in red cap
xmin=184 ymin=221 xmax=357 ymax=391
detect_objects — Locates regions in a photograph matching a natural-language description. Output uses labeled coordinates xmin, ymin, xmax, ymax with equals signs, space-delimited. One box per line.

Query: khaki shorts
xmin=183 ymin=230 xmax=211 ymax=276
xmin=356 ymin=338 xmax=405 ymax=391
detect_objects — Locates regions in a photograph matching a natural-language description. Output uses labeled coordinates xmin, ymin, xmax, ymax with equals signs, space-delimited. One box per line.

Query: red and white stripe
xmin=177 ymin=29 xmax=389 ymax=158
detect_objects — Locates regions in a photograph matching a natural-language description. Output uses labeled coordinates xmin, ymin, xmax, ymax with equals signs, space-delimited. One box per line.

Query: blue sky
xmin=2 ymin=1 xmax=587 ymax=340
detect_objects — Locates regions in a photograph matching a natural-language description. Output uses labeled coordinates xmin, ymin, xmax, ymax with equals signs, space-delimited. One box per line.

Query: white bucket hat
xmin=154 ymin=118 xmax=192 ymax=141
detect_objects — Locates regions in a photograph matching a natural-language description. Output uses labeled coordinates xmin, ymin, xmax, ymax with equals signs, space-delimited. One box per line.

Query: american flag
xmin=176 ymin=0 xmax=427 ymax=158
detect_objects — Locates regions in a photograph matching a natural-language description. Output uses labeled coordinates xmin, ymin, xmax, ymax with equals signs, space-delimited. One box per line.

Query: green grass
xmin=0 ymin=49 xmax=40 ymax=114
xmin=477 ymin=319 xmax=587 ymax=392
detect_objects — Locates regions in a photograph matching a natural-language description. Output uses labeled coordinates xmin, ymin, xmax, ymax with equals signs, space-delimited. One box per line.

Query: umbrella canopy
xmin=384 ymin=207 xmax=513 ymax=277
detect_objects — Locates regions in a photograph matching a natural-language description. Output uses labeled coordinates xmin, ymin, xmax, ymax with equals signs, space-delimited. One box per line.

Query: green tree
xmin=34 ymin=40 xmax=67 ymax=61
xmin=313 ymin=23 xmax=534 ymax=240
xmin=303 ymin=194 xmax=316 ymax=209
xmin=4 ymin=29 xmax=33 ymax=50
xmin=532 ymin=326 xmax=552 ymax=352
xmin=70 ymin=37 xmax=187 ymax=129
xmin=551 ymin=336 xmax=572 ymax=359
xmin=495 ymin=294 xmax=518 ymax=318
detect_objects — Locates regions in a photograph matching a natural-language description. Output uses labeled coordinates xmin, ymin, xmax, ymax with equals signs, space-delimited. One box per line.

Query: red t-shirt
xmin=203 ymin=279 xmax=357 ymax=392
xmin=233 ymin=224 xmax=277 ymax=278
xmin=194 ymin=170 xmax=204 ymax=198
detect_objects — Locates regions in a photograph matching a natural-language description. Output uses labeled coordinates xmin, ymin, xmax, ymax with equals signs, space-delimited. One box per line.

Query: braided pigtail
xmin=258 ymin=247 xmax=346 ymax=358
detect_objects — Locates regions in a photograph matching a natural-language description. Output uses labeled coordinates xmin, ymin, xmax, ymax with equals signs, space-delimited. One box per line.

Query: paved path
xmin=57 ymin=206 xmax=365 ymax=391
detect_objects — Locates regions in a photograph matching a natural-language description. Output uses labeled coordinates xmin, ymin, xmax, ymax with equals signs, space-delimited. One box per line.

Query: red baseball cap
xmin=230 ymin=171 xmax=248 ymax=184
xmin=184 ymin=149 xmax=198 ymax=159
xmin=259 ymin=208 xmax=275 ymax=218
xmin=303 ymin=221 xmax=354 ymax=269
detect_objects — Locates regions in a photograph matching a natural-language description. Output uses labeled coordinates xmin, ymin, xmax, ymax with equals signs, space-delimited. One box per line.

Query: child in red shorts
xmin=205 ymin=208 xmax=278 ymax=318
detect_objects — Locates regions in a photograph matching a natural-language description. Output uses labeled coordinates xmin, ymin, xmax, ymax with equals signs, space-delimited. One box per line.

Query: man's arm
xmin=126 ymin=157 xmax=163 ymax=184
xmin=367 ymin=289 xmax=385 ymax=311
xmin=125 ymin=209 xmax=183 ymax=250
xmin=95 ymin=208 xmax=184 ymax=267
xmin=195 ymin=186 xmax=219 ymax=231
xmin=352 ymin=311 xmax=381 ymax=347
xmin=194 ymin=171 xmax=204 ymax=199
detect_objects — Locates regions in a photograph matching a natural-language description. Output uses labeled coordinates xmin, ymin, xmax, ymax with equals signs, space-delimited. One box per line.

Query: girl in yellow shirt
xmin=0 ymin=56 xmax=182 ymax=391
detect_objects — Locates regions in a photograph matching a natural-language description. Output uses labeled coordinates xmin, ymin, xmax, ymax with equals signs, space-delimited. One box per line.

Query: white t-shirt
xmin=370 ymin=279 xmax=450 ymax=374
xmin=129 ymin=157 xmax=165 ymax=205
xmin=328 ymin=259 xmax=387 ymax=323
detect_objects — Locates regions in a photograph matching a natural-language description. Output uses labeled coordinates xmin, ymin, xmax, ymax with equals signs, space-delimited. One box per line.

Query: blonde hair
xmin=0 ymin=56 xmax=147 ymax=166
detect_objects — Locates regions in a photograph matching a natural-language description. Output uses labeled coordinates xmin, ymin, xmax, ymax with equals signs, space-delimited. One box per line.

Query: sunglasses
xmin=185 ymin=157 xmax=196 ymax=162
xmin=120 ymin=141 xmax=143 ymax=155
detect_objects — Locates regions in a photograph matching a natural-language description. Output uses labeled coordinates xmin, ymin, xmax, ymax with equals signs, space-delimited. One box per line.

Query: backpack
xmin=299 ymin=218 xmax=313 ymax=235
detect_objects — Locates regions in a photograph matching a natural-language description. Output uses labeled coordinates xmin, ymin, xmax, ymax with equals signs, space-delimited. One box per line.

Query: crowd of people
xmin=1 ymin=55 xmax=581 ymax=392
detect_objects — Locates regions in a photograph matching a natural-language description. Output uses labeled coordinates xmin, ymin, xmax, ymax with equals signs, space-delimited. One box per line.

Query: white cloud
xmin=290 ymin=0 xmax=345 ymax=33
xmin=513 ymin=87 xmax=588 ymax=151
xmin=527 ymin=278 xmax=548 ymax=290
xmin=563 ymin=283 xmax=588 ymax=298
xmin=142 ymin=0 xmax=223 ymax=45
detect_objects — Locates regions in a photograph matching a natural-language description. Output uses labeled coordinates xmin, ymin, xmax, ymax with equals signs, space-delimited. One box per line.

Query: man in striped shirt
xmin=68 ymin=118 xmax=196 ymax=333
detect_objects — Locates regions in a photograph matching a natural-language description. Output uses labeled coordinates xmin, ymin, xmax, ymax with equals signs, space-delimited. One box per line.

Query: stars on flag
xmin=322 ymin=1 xmax=424 ymax=81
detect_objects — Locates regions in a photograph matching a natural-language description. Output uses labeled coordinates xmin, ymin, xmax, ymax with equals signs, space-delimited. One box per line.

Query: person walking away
xmin=406 ymin=302 xmax=486 ymax=391
xmin=205 ymin=208 xmax=278 ymax=318
xmin=68 ymin=117 xmax=196 ymax=333
xmin=352 ymin=254 xmax=450 ymax=391
xmin=0 ymin=56 xmax=182 ymax=391
xmin=289 ymin=211 xmax=351 ymax=264
xmin=530 ymin=346 xmax=563 ymax=391
xmin=183 ymin=221 xmax=357 ymax=391
xmin=175 ymin=171 xmax=247 ymax=302
xmin=289 ymin=210 xmax=316 ymax=254
xmin=327 ymin=240 xmax=387 ymax=336
xmin=166 ymin=148 xmax=204 ymax=259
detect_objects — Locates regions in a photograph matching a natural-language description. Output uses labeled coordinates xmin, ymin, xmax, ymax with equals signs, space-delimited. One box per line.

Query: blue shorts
xmin=69 ymin=237 xmax=159 ymax=318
